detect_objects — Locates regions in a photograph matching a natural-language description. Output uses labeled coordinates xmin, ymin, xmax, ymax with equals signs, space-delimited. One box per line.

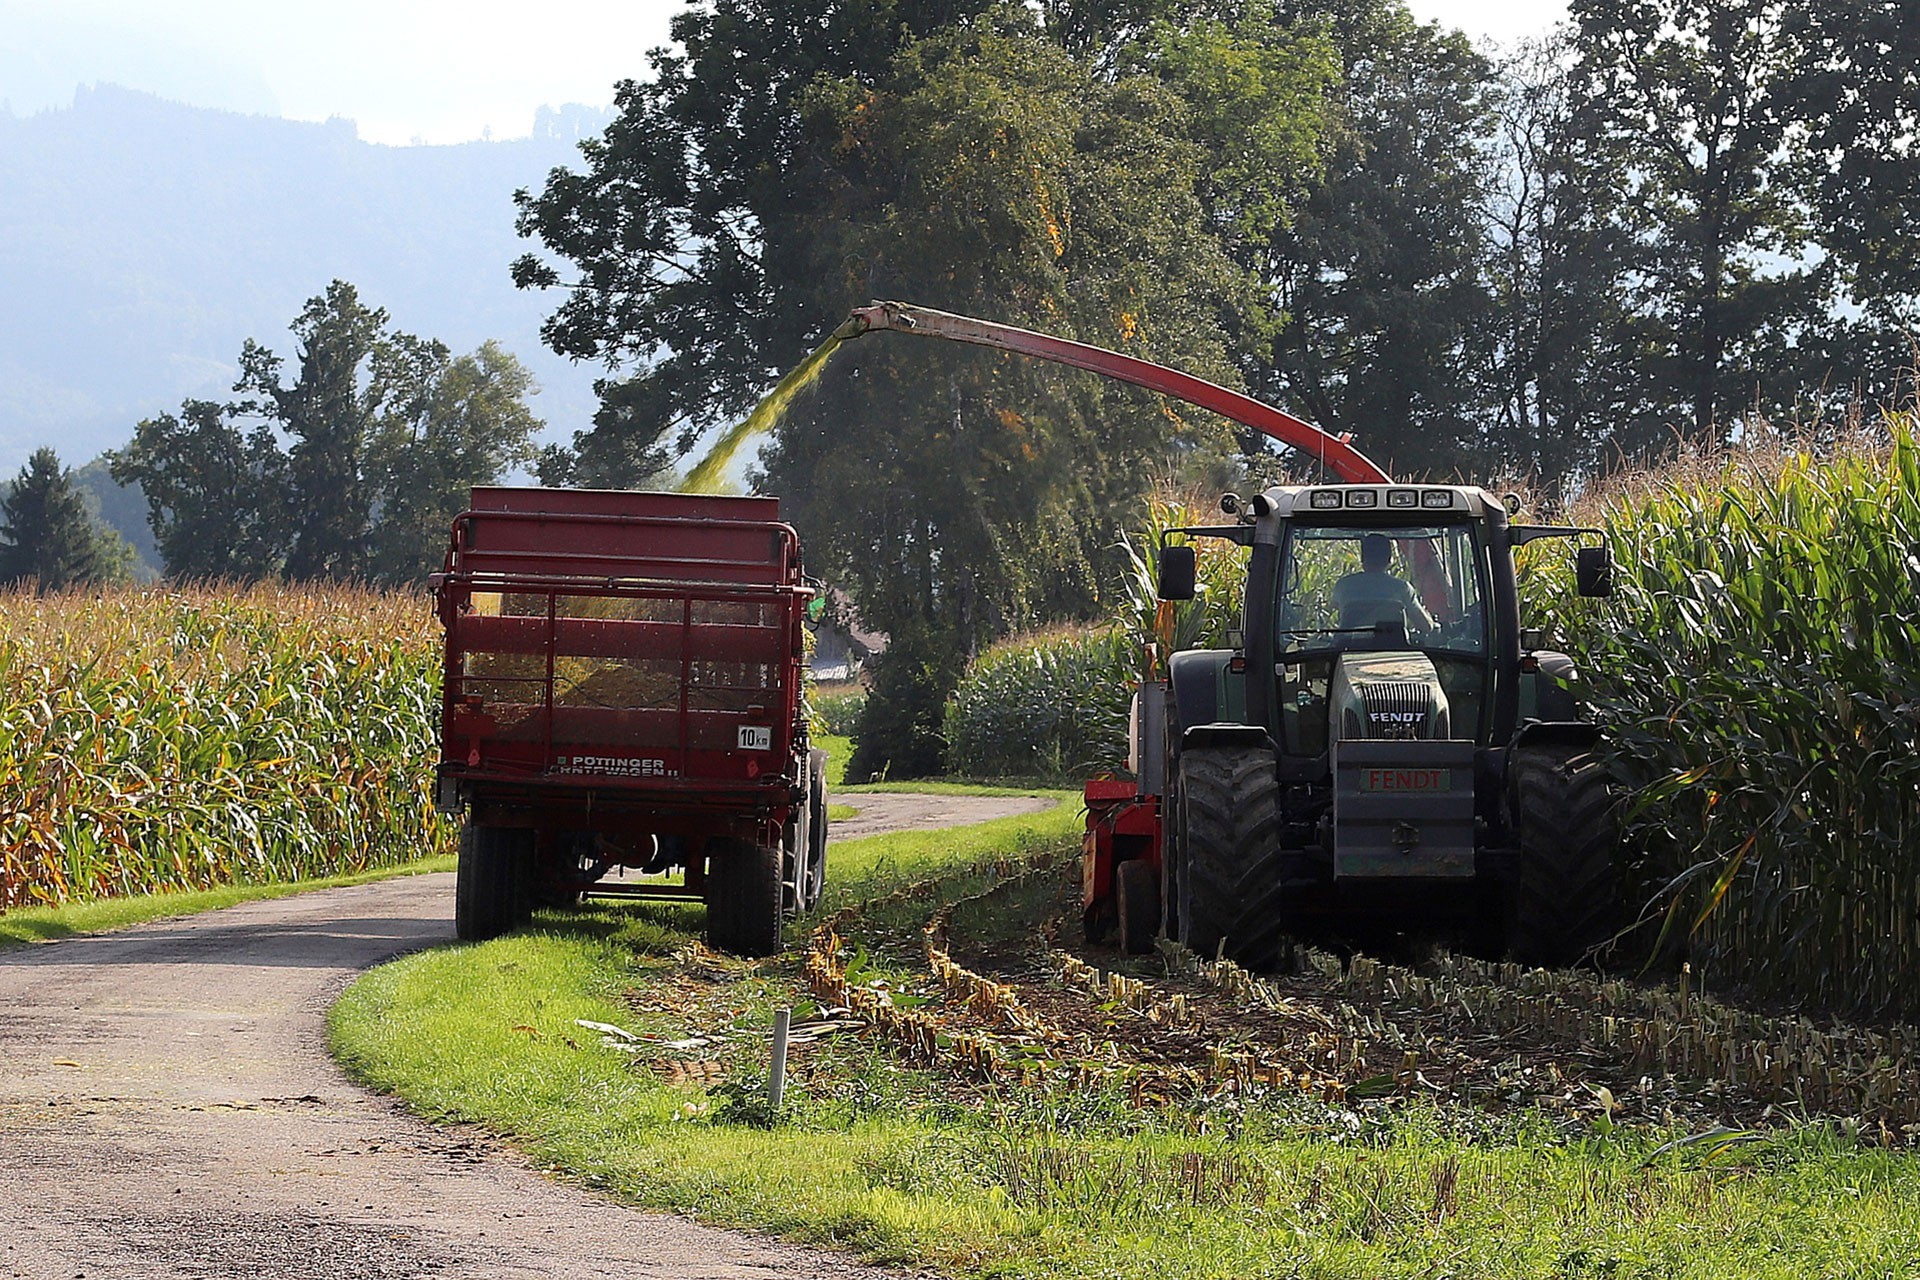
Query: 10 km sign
xmin=1360 ymin=768 xmax=1449 ymax=792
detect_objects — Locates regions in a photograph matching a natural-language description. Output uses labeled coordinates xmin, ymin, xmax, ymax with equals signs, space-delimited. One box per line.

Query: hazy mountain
xmin=0 ymin=84 xmax=612 ymax=476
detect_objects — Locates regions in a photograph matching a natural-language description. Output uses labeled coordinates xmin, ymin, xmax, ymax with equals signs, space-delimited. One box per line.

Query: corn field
xmin=944 ymin=492 xmax=1249 ymax=778
xmin=0 ymin=583 xmax=450 ymax=910
xmin=1529 ymin=421 xmax=1920 ymax=1021
xmin=944 ymin=625 xmax=1134 ymax=778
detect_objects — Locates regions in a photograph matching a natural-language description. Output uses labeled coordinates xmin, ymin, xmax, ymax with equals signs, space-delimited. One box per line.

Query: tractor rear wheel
xmin=1508 ymin=745 xmax=1617 ymax=967
xmin=455 ymin=823 xmax=534 ymax=942
xmin=1174 ymin=745 xmax=1284 ymax=969
xmin=1115 ymin=858 xmax=1158 ymax=955
xmin=706 ymin=838 xmax=785 ymax=957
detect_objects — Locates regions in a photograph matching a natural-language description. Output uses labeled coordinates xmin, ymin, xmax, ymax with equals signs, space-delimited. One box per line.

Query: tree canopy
xmin=514 ymin=0 xmax=1920 ymax=770
xmin=112 ymin=282 xmax=542 ymax=584
xmin=0 ymin=448 xmax=132 ymax=591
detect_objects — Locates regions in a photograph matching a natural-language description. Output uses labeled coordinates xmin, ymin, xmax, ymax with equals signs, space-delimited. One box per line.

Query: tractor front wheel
xmin=1174 ymin=745 xmax=1284 ymax=969
xmin=1507 ymin=745 xmax=1617 ymax=967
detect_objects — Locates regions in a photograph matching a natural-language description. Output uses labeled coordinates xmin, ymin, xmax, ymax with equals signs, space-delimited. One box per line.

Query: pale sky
xmin=2 ymin=0 xmax=1565 ymax=146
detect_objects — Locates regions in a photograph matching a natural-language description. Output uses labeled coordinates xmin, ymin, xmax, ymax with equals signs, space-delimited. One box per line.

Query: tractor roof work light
xmin=1310 ymin=490 xmax=1344 ymax=510
xmin=1345 ymin=489 xmax=1378 ymax=508
xmin=1422 ymin=490 xmax=1457 ymax=509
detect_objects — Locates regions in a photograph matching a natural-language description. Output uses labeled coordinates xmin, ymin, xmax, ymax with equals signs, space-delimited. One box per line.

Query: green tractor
xmin=824 ymin=302 xmax=1618 ymax=968
xmin=1105 ymin=482 xmax=1618 ymax=968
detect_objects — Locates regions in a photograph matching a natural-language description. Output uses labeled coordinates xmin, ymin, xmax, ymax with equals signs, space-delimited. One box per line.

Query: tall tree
xmin=1565 ymin=0 xmax=1827 ymax=449
xmin=0 ymin=448 xmax=132 ymax=591
xmin=778 ymin=19 xmax=1260 ymax=773
xmin=109 ymin=399 xmax=288 ymax=579
xmin=512 ymin=0 xmax=1003 ymax=489
xmin=363 ymin=337 xmax=541 ymax=582
xmin=233 ymin=281 xmax=389 ymax=580
xmin=515 ymin=2 xmax=1334 ymax=772
xmin=1477 ymin=37 xmax=1640 ymax=500
xmin=1253 ymin=0 xmax=1499 ymax=477
xmin=1784 ymin=0 xmax=1920 ymax=407
xmin=115 ymin=282 xmax=544 ymax=584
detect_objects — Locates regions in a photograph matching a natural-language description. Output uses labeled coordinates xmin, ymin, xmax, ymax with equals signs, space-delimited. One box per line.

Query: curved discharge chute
xmin=837 ymin=301 xmax=1392 ymax=484
xmin=681 ymin=299 xmax=1394 ymax=491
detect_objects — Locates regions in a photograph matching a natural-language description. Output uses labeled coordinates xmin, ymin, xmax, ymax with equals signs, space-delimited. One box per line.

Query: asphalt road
xmin=0 ymin=793 xmax=1049 ymax=1279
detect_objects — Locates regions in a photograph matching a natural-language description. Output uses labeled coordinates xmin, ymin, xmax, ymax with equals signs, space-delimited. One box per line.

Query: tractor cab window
xmin=1273 ymin=522 xmax=1490 ymax=753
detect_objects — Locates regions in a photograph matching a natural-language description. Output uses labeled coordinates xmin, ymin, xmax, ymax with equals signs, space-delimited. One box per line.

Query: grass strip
xmin=815 ymin=733 xmax=854 ymax=788
xmin=0 ymin=856 xmax=456 ymax=951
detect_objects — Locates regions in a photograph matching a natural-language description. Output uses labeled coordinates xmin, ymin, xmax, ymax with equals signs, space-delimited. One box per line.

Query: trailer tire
xmin=1115 ymin=858 xmax=1158 ymax=956
xmin=1174 ymin=745 xmax=1285 ymax=969
xmin=1508 ymin=745 xmax=1617 ymax=967
xmin=802 ymin=751 xmax=829 ymax=912
xmin=455 ymin=823 xmax=533 ymax=942
xmin=706 ymin=838 xmax=785 ymax=957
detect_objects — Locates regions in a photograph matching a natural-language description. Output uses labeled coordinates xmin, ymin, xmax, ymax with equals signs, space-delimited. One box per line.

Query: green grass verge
xmin=329 ymin=805 xmax=1920 ymax=1279
xmin=813 ymin=728 xmax=1068 ymax=797
xmin=815 ymin=733 xmax=854 ymax=788
xmin=0 ymin=855 xmax=457 ymax=951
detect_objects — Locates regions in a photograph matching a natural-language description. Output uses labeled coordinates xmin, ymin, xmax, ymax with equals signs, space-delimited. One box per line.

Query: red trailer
xmin=431 ymin=486 xmax=826 ymax=955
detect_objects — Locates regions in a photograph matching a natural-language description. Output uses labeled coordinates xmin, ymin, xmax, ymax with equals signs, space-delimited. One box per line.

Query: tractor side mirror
xmin=1157 ymin=544 xmax=1197 ymax=601
xmin=1576 ymin=544 xmax=1613 ymax=598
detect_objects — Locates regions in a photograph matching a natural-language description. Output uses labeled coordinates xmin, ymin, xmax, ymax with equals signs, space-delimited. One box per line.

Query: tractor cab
xmin=1268 ymin=508 xmax=1493 ymax=761
xmin=1241 ymin=486 xmax=1502 ymax=883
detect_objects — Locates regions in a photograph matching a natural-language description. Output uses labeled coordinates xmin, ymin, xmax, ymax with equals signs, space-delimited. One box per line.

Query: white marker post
xmin=768 ymin=1007 xmax=791 ymax=1110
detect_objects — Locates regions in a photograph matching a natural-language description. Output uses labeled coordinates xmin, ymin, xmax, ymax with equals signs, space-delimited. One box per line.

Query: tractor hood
xmin=1329 ymin=651 xmax=1451 ymax=741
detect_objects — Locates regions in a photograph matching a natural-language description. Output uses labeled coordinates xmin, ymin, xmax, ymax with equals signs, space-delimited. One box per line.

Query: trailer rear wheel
xmin=1115 ymin=858 xmax=1158 ymax=955
xmin=455 ymin=823 xmax=533 ymax=942
xmin=1508 ymin=745 xmax=1617 ymax=967
xmin=1175 ymin=745 xmax=1284 ymax=969
xmin=801 ymin=751 xmax=829 ymax=911
xmin=706 ymin=838 xmax=784 ymax=957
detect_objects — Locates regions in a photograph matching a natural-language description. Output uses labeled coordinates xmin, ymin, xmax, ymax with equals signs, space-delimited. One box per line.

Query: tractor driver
xmin=1331 ymin=533 xmax=1437 ymax=636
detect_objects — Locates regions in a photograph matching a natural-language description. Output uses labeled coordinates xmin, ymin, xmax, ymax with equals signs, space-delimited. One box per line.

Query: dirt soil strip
xmin=0 ymin=792 xmax=1047 ymax=1280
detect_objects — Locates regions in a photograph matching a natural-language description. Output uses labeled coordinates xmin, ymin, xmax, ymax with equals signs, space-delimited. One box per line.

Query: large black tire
xmin=1173 ymin=745 xmax=1285 ymax=969
xmin=455 ymin=823 xmax=534 ymax=942
xmin=1115 ymin=858 xmax=1158 ymax=956
xmin=705 ymin=838 xmax=785 ymax=957
xmin=802 ymin=750 xmax=829 ymax=912
xmin=1507 ymin=745 xmax=1617 ymax=967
